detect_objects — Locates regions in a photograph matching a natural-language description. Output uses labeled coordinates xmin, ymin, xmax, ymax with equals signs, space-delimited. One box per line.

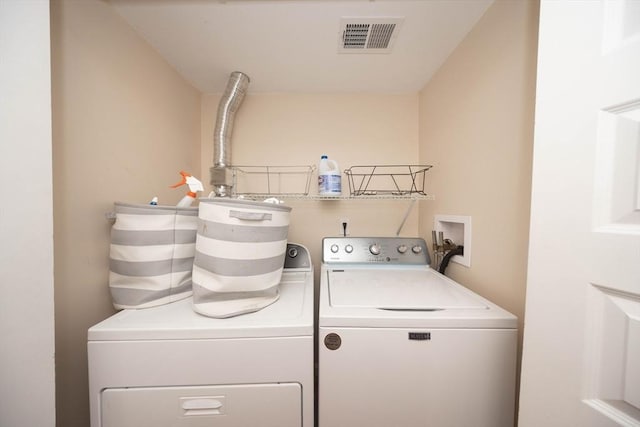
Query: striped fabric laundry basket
xmin=192 ymin=198 xmax=291 ymax=318
xmin=108 ymin=202 xmax=198 ymax=309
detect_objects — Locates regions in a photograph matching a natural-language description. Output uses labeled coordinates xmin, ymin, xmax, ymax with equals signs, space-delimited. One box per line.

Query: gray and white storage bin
xmin=192 ymin=198 xmax=291 ymax=318
xmin=109 ymin=202 xmax=198 ymax=309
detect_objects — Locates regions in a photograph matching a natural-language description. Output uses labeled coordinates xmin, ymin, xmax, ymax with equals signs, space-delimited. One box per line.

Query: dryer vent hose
xmin=210 ymin=71 xmax=250 ymax=197
xmin=438 ymin=245 xmax=464 ymax=275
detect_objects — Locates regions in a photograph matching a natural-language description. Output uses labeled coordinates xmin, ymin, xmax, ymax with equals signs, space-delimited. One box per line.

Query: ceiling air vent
xmin=339 ymin=17 xmax=404 ymax=53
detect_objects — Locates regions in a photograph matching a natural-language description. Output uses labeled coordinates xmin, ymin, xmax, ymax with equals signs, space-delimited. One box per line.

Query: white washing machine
xmin=318 ymin=237 xmax=517 ymax=427
xmin=88 ymin=243 xmax=313 ymax=427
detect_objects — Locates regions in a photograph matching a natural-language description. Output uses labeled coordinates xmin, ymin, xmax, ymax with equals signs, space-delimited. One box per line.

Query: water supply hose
xmin=438 ymin=245 xmax=464 ymax=275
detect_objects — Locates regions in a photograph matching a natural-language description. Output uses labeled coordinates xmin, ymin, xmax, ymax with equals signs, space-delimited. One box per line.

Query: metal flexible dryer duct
xmin=211 ymin=71 xmax=250 ymax=197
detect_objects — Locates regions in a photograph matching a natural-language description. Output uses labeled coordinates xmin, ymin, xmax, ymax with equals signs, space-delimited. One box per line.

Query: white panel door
xmin=519 ymin=1 xmax=640 ymax=426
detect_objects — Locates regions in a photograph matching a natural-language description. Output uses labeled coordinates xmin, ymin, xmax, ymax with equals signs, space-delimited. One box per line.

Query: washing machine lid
xmin=88 ymin=271 xmax=313 ymax=341
xmin=328 ymin=268 xmax=488 ymax=310
xmin=321 ymin=266 xmax=517 ymax=329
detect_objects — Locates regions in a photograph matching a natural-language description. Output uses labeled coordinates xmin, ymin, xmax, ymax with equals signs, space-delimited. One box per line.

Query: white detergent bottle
xmin=318 ymin=155 xmax=342 ymax=196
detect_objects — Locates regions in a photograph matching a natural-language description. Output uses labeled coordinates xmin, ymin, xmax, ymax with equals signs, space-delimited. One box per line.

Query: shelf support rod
xmin=395 ymin=199 xmax=416 ymax=236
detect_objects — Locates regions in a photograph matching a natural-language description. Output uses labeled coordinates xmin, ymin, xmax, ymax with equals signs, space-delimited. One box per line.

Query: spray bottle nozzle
xmin=171 ymin=171 xmax=204 ymax=207
xmin=171 ymin=171 xmax=204 ymax=196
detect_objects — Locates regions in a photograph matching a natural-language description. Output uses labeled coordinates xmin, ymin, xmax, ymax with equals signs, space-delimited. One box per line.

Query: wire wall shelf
xmin=230 ymin=164 xmax=434 ymax=201
xmin=231 ymin=165 xmax=315 ymax=197
xmin=345 ymin=164 xmax=433 ymax=197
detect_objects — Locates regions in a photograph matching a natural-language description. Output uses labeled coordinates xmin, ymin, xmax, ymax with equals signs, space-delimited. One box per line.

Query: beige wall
xmin=201 ymin=92 xmax=420 ymax=280
xmin=418 ymin=0 xmax=539 ymax=394
xmin=51 ymin=0 xmax=200 ymax=425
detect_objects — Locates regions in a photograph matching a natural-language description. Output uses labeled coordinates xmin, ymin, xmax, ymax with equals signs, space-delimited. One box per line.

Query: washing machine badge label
xmin=324 ymin=333 xmax=342 ymax=350
xmin=408 ymin=332 xmax=431 ymax=341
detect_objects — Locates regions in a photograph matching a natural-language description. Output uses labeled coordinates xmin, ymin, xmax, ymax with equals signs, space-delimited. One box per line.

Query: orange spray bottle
xmin=170 ymin=171 xmax=204 ymax=207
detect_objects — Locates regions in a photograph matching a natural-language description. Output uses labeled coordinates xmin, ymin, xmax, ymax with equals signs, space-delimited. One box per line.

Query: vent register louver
xmin=339 ymin=17 xmax=404 ymax=53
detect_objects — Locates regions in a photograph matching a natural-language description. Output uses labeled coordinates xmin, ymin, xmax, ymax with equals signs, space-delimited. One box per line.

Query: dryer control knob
xmin=411 ymin=245 xmax=423 ymax=254
xmin=397 ymin=244 xmax=408 ymax=254
xmin=369 ymin=243 xmax=381 ymax=255
xmin=330 ymin=244 xmax=339 ymax=253
xmin=287 ymin=247 xmax=298 ymax=258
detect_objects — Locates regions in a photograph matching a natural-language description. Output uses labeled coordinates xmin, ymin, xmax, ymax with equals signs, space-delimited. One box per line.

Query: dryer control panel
xmin=284 ymin=243 xmax=312 ymax=270
xmin=322 ymin=237 xmax=429 ymax=265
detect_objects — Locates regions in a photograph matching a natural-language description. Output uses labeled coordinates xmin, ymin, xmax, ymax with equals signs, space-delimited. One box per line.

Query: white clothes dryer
xmin=318 ymin=237 xmax=517 ymax=427
xmin=88 ymin=243 xmax=313 ymax=427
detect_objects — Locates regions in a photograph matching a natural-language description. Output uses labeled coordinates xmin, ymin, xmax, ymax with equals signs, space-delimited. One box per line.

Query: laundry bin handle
xmin=229 ymin=210 xmax=273 ymax=221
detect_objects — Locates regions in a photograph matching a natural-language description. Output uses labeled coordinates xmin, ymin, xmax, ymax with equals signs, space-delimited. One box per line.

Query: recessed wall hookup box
xmin=433 ymin=215 xmax=471 ymax=267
